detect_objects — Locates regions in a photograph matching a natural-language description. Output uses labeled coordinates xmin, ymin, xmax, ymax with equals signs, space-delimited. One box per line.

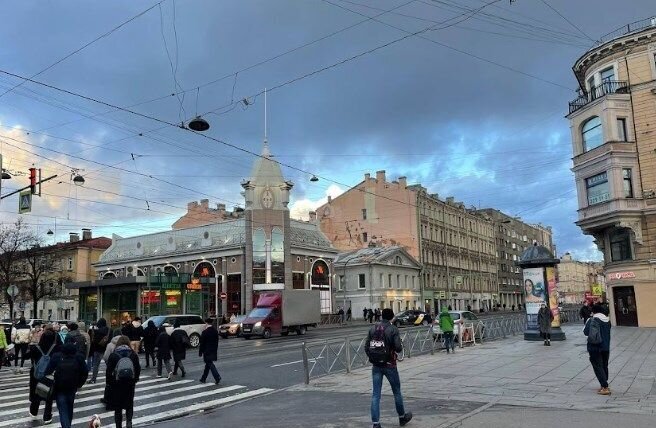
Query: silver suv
xmin=144 ymin=314 xmax=205 ymax=348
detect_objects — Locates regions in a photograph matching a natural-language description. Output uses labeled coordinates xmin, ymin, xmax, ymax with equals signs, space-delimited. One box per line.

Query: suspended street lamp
xmin=1 ymin=170 xmax=10 ymax=180
xmin=73 ymin=174 xmax=85 ymax=185
xmin=310 ymin=175 xmax=319 ymax=182
xmin=188 ymin=116 xmax=210 ymax=131
xmin=47 ymin=229 xmax=54 ymax=236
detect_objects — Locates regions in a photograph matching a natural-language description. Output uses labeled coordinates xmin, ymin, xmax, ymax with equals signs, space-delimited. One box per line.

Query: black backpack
xmin=367 ymin=323 xmax=391 ymax=365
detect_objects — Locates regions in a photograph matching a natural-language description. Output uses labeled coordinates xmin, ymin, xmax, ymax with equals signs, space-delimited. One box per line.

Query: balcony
xmin=568 ymin=80 xmax=630 ymax=115
xmin=577 ymin=198 xmax=644 ymax=224
xmin=573 ymin=141 xmax=636 ymax=168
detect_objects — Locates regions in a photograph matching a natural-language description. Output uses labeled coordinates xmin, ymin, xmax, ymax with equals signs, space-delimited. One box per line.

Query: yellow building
xmin=557 ymin=253 xmax=605 ymax=304
xmin=567 ymin=19 xmax=656 ymax=327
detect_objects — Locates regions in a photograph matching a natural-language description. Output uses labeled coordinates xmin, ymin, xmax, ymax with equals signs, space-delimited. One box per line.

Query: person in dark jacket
xmin=142 ymin=320 xmax=158 ymax=368
xmin=28 ymin=326 xmax=58 ymax=423
xmin=584 ymin=304 xmax=612 ymax=395
xmin=537 ymin=304 xmax=554 ymax=346
xmin=155 ymin=325 xmax=172 ymax=379
xmin=89 ymin=318 xmax=110 ymax=383
xmin=65 ymin=323 xmax=88 ymax=359
xmin=579 ymin=302 xmax=592 ymax=324
xmin=121 ymin=318 xmax=143 ymax=354
xmin=105 ymin=335 xmax=141 ymax=428
xmin=198 ymin=318 xmax=221 ymax=384
xmin=169 ymin=321 xmax=189 ymax=377
xmin=364 ymin=308 xmax=412 ymax=428
xmin=45 ymin=343 xmax=88 ymax=428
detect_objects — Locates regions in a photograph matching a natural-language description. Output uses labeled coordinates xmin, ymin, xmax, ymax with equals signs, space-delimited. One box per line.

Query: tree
xmin=22 ymin=242 xmax=70 ymax=316
xmin=0 ymin=219 xmax=35 ymax=319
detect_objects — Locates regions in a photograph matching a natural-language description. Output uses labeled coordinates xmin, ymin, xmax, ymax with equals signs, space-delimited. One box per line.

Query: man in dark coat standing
xmin=198 ymin=318 xmax=221 ymax=384
xmin=169 ymin=321 xmax=189 ymax=377
xmin=155 ymin=326 xmax=172 ymax=380
xmin=142 ymin=320 xmax=158 ymax=368
xmin=106 ymin=335 xmax=141 ymax=428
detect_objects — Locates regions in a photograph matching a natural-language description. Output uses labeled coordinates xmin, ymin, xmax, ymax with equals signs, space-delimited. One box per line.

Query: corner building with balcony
xmin=567 ymin=19 xmax=656 ymax=327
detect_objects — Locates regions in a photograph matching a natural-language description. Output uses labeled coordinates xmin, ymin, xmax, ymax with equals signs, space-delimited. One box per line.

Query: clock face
xmin=261 ymin=189 xmax=274 ymax=209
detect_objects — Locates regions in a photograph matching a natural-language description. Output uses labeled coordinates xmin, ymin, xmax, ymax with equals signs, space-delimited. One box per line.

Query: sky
xmin=0 ymin=0 xmax=653 ymax=261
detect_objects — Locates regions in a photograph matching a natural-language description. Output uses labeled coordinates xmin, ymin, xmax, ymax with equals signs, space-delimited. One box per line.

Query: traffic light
xmin=29 ymin=167 xmax=36 ymax=194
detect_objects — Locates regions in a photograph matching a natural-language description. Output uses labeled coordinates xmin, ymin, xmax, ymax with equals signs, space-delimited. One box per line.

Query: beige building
xmin=567 ymin=18 xmax=656 ymax=327
xmin=316 ymin=171 xmax=497 ymax=313
xmin=558 ymin=253 xmax=605 ymax=305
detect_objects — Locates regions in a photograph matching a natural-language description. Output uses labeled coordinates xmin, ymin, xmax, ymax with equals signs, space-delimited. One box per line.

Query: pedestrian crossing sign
xmin=19 ymin=190 xmax=31 ymax=213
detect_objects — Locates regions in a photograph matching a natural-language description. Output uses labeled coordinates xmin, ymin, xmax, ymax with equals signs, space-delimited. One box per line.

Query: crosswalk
xmin=0 ymin=365 xmax=273 ymax=427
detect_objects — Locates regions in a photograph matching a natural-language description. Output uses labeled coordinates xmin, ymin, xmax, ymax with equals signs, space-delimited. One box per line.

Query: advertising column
xmin=546 ymin=267 xmax=561 ymax=327
xmin=523 ymin=267 xmax=545 ymax=331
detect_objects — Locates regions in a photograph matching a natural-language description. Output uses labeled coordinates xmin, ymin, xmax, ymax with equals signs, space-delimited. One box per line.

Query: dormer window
xmin=582 ymin=116 xmax=603 ymax=151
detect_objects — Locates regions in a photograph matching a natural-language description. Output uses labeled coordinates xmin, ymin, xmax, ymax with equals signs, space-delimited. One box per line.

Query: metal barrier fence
xmin=301 ymin=309 xmax=582 ymax=383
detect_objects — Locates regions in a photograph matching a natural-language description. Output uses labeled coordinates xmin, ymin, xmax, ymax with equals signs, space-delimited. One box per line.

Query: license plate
xmin=243 ymin=328 xmax=251 ymax=332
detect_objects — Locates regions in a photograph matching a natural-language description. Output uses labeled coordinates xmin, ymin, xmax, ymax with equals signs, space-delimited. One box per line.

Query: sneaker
xmin=399 ymin=412 xmax=413 ymax=426
xmin=88 ymin=379 xmax=95 ymax=384
xmin=199 ymin=379 xmax=206 ymax=384
xmin=167 ymin=372 xmax=173 ymax=380
xmin=215 ymin=377 xmax=222 ymax=385
xmin=373 ymin=424 xmax=382 ymax=428
xmin=598 ymin=387 xmax=611 ymax=396
xmin=44 ymin=417 xmax=53 ymax=424
xmin=29 ymin=411 xmax=37 ymax=419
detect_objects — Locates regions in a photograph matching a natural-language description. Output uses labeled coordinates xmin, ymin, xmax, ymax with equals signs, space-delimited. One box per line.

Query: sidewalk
xmin=289 ymin=323 xmax=656 ymax=419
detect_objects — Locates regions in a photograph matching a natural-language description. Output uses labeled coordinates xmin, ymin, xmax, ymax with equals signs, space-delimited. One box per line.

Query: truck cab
xmin=241 ymin=304 xmax=282 ymax=339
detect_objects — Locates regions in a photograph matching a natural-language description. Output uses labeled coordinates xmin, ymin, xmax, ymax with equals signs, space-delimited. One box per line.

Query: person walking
xmin=584 ymin=304 xmax=612 ymax=395
xmin=89 ymin=318 xmax=110 ymax=383
xmin=363 ymin=307 xmax=368 ymax=321
xmin=11 ymin=316 xmax=31 ymax=370
xmin=30 ymin=323 xmax=44 ymax=348
xmin=105 ymin=335 xmax=141 ymax=428
xmin=198 ymin=318 xmax=221 ymax=384
xmin=56 ymin=325 xmax=69 ymax=349
xmin=155 ymin=325 xmax=173 ymax=380
xmin=45 ymin=342 xmax=88 ymax=428
xmin=142 ymin=320 xmax=158 ymax=368
xmin=169 ymin=321 xmax=189 ymax=377
xmin=338 ymin=307 xmax=345 ymax=325
xmin=365 ymin=308 xmax=412 ymax=428
xmin=439 ymin=307 xmax=455 ymax=354
xmin=537 ymin=303 xmax=554 ymax=346
xmin=367 ymin=308 xmax=374 ymax=324
xmin=122 ymin=317 xmax=143 ymax=354
xmin=346 ymin=307 xmax=352 ymax=322
xmin=66 ymin=323 xmax=89 ymax=359
xmin=580 ymin=302 xmax=592 ymax=324
xmin=374 ymin=308 xmax=381 ymax=322
xmin=28 ymin=326 xmax=58 ymax=424
xmin=0 ymin=324 xmax=6 ymax=372
xmin=77 ymin=322 xmax=91 ymax=367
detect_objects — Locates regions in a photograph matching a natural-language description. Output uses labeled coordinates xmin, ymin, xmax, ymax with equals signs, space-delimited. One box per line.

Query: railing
xmin=319 ymin=314 xmax=343 ymax=325
xmin=569 ymin=80 xmax=630 ymax=114
xmin=596 ymin=17 xmax=656 ymax=46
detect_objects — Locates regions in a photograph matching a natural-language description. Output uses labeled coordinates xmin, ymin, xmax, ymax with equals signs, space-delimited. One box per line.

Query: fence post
xmin=459 ymin=325 xmax=463 ymax=348
xmin=345 ymin=337 xmax=351 ymax=373
xmin=430 ymin=330 xmax=435 ymax=355
xmin=325 ymin=340 xmax=330 ymax=371
xmin=301 ymin=342 xmax=310 ymax=385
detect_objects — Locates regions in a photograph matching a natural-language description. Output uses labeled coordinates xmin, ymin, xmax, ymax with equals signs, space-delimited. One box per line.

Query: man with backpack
xmin=122 ymin=317 xmax=143 ymax=354
xmin=66 ymin=323 xmax=89 ymax=359
xmin=29 ymin=326 xmax=58 ymax=424
xmin=365 ymin=308 xmax=412 ymax=428
xmin=44 ymin=342 xmax=88 ymax=428
xmin=169 ymin=320 xmax=189 ymax=377
xmin=105 ymin=335 xmax=141 ymax=428
xmin=584 ymin=304 xmax=612 ymax=395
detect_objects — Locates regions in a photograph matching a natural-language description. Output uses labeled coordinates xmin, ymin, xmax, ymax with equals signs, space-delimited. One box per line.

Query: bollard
xmin=301 ymin=342 xmax=310 ymax=385
xmin=345 ymin=337 xmax=351 ymax=373
xmin=325 ymin=339 xmax=330 ymax=372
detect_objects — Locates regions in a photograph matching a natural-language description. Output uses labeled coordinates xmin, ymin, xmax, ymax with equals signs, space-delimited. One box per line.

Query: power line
xmin=538 ymin=0 xmax=595 ymax=42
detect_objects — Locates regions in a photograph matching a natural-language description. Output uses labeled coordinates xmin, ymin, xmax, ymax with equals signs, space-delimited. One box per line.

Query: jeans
xmin=443 ymin=331 xmax=455 ymax=351
xmin=55 ymin=391 xmax=76 ymax=428
xmin=14 ymin=343 xmax=29 ymax=367
xmin=200 ymin=361 xmax=221 ymax=382
xmin=144 ymin=347 xmax=156 ymax=367
xmin=91 ymin=351 xmax=103 ymax=382
xmin=114 ymin=406 xmax=133 ymax=428
xmin=371 ymin=365 xmax=405 ymax=424
xmin=173 ymin=360 xmax=185 ymax=375
xmin=157 ymin=358 xmax=171 ymax=376
xmin=589 ymin=350 xmax=610 ymax=388
xmin=30 ymin=396 xmax=53 ymax=421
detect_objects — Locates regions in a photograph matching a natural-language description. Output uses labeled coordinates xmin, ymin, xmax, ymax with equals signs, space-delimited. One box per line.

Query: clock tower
xmin=241 ymin=140 xmax=294 ymax=311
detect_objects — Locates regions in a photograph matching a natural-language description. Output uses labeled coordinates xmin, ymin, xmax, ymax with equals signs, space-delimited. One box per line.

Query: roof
xmin=334 ymin=245 xmax=421 ymax=268
xmin=248 ymin=140 xmax=286 ymax=187
xmin=34 ymin=237 xmax=112 ymax=253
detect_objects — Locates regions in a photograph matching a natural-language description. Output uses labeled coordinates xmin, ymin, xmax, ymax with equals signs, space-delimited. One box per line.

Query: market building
xmin=69 ymin=141 xmax=337 ymax=327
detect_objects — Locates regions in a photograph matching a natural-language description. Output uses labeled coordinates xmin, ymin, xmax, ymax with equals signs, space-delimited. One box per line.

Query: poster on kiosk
xmin=523 ymin=267 xmax=546 ymax=330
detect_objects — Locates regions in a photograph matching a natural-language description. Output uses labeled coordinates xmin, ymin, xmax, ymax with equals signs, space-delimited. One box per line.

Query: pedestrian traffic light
xmin=29 ymin=167 xmax=36 ymax=194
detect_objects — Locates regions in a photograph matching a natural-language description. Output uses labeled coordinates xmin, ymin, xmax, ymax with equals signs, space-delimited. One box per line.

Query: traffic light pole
xmin=0 ymin=174 xmax=58 ymax=200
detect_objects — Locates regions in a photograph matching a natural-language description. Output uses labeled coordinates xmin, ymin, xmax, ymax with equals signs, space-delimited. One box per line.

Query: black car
xmin=392 ymin=310 xmax=432 ymax=327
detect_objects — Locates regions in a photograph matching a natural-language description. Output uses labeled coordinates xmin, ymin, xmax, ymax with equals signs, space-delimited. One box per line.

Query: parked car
xmin=219 ymin=315 xmax=247 ymax=338
xmin=449 ymin=311 xmax=485 ymax=339
xmin=144 ymin=314 xmax=205 ymax=348
xmin=392 ymin=310 xmax=432 ymax=327
xmin=27 ymin=318 xmax=44 ymax=327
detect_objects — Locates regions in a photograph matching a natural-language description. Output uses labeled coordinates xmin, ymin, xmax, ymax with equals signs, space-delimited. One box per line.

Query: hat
xmin=382 ymin=308 xmax=394 ymax=320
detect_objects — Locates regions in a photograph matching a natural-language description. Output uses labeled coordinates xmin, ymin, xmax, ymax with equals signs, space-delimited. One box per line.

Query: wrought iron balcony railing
xmin=568 ymin=80 xmax=630 ymax=114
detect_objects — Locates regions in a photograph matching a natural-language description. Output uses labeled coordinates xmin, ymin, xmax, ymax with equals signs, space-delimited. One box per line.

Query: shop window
xmin=622 ymin=168 xmax=633 ymax=198
xmin=252 ymin=229 xmax=266 ymax=284
xmin=617 ymin=118 xmax=628 ymax=141
xmin=586 ymin=172 xmax=610 ymax=205
xmin=271 ymin=228 xmax=285 ymax=284
xmin=609 ymin=228 xmax=632 ymax=262
xmin=293 ymin=272 xmax=305 ymax=289
xmin=582 ymin=116 xmax=603 ymax=151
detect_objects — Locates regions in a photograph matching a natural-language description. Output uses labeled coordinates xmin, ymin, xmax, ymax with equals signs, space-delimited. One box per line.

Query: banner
xmin=523 ymin=267 xmax=545 ymax=330
xmin=546 ymin=267 xmax=561 ymax=327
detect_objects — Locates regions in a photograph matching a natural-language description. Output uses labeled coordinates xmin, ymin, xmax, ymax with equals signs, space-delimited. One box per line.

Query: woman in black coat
xmin=89 ymin=318 xmax=110 ymax=383
xmin=29 ymin=327 xmax=58 ymax=423
xmin=141 ymin=320 xmax=158 ymax=368
xmin=105 ymin=335 xmax=141 ymax=428
xmin=154 ymin=325 xmax=172 ymax=379
xmin=169 ymin=321 xmax=188 ymax=377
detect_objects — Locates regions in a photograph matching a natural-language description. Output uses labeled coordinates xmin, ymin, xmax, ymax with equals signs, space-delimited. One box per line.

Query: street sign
xmin=591 ymin=284 xmax=604 ymax=296
xmin=220 ymin=292 xmax=228 ymax=300
xmin=7 ymin=284 xmax=19 ymax=298
xmin=19 ymin=189 xmax=31 ymax=213
xmin=18 ymin=301 xmax=25 ymax=311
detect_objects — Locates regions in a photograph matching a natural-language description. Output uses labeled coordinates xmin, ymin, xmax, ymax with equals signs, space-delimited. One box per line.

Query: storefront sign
xmin=606 ymin=271 xmax=635 ymax=281
xmin=523 ymin=267 xmax=545 ymax=330
xmin=546 ymin=267 xmax=561 ymax=328
xmin=436 ymin=290 xmax=446 ymax=299
xmin=186 ymin=278 xmax=202 ymax=290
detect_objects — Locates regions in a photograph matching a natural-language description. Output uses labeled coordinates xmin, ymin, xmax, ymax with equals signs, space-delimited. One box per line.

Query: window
xmin=358 ymin=273 xmax=366 ymax=289
xmin=600 ymin=67 xmax=615 ymax=83
xmin=388 ymin=274 xmax=392 ymax=288
xmin=361 ymin=209 xmax=367 ymax=220
xmin=397 ymin=274 xmax=401 ymax=289
xmin=623 ymin=169 xmax=633 ymax=198
xmin=337 ymin=275 xmax=345 ymax=291
xmin=67 ymin=257 xmax=73 ymax=271
xmin=586 ymin=172 xmax=610 ymax=205
xmin=617 ymin=118 xmax=628 ymax=141
xmin=362 ymin=232 xmax=368 ymax=242
xmin=609 ymin=228 xmax=632 ymax=262
xmin=582 ymin=116 xmax=603 ymax=151
xmin=587 ymin=76 xmax=595 ymax=92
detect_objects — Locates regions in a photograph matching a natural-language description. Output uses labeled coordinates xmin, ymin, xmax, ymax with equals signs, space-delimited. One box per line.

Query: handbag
xmin=35 ymin=374 xmax=54 ymax=401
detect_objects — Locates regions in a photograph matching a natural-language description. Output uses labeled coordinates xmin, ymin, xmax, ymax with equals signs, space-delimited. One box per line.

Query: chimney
xmin=364 ymin=173 xmax=371 ymax=181
xmin=187 ymin=201 xmax=199 ymax=211
xmin=82 ymin=228 xmax=92 ymax=240
xmin=398 ymin=176 xmax=407 ymax=188
xmin=69 ymin=233 xmax=80 ymax=243
xmin=327 ymin=195 xmax=332 ymax=203
xmin=376 ymin=170 xmax=386 ymax=182
xmin=309 ymin=211 xmax=317 ymax=222
xmin=446 ymin=197 xmax=454 ymax=205
xmin=217 ymin=203 xmax=226 ymax=212
xmin=200 ymin=199 xmax=209 ymax=210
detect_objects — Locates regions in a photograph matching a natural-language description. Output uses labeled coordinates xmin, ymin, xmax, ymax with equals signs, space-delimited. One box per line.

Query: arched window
xmin=102 ymin=271 xmax=116 ymax=279
xmin=163 ymin=265 xmax=177 ymax=276
xmin=582 ymin=116 xmax=603 ymax=151
xmin=271 ymin=228 xmax=285 ymax=284
xmin=252 ymin=229 xmax=266 ymax=284
xmin=311 ymin=260 xmax=330 ymax=286
xmin=193 ymin=262 xmax=215 ymax=278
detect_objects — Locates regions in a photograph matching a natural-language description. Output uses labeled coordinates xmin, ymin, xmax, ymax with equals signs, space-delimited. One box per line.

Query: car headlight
xmin=239 ymin=323 xmax=243 ymax=328
xmin=254 ymin=321 xmax=262 ymax=328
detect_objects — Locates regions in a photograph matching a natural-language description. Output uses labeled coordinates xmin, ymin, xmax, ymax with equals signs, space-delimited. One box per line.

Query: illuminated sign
xmin=606 ymin=271 xmax=635 ymax=281
xmin=186 ymin=278 xmax=202 ymax=290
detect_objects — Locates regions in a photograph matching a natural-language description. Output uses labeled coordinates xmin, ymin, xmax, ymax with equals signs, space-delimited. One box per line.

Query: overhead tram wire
xmin=0 ymin=1 xmax=163 ymax=100
xmin=538 ymin=0 xmax=595 ymax=43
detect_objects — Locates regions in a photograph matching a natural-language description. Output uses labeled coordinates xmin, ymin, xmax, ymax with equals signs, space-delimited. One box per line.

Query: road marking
xmin=102 ymin=388 xmax=275 ymax=428
xmin=270 ymin=357 xmax=323 ymax=368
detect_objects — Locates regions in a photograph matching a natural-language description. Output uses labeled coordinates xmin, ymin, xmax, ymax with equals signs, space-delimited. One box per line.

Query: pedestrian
xmin=155 ymin=325 xmax=173 ymax=380
xmin=363 ymin=307 xmax=368 ymax=321
xmin=29 ymin=325 xmax=57 ymax=424
xmin=374 ymin=308 xmax=381 ymax=322
xmin=580 ymin=301 xmax=592 ymax=324
xmin=198 ymin=318 xmax=221 ymax=384
xmin=518 ymin=304 xmax=522 ymax=311
xmin=0 ymin=324 xmax=6 ymax=372
xmin=105 ymin=335 xmax=141 ymax=428
xmin=142 ymin=320 xmax=158 ymax=368
xmin=77 ymin=322 xmax=91 ymax=367
xmin=439 ymin=307 xmax=455 ymax=354
xmin=11 ymin=316 xmax=31 ymax=369
xmin=537 ymin=303 xmax=554 ymax=346
xmin=467 ymin=305 xmax=472 ymax=312
xmin=122 ymin=317 xmax=143 ymax=354
xmin=365 ymin=308 xmax=412 ymax=428
xmin=338 ymin=307 xmax=345 ymax=325
xmin=169 ymin=321 xmax=189 ymax=377
xmin=447 ymin=305 xmax=453 ymax=311
xmin=367 ymin=308 xmax=374 ymax=324
xmin=45 ymin=342 xmax=88 ymax=428
xmin=30 ymin=323 xmax=44 ymax=348
xmin=347 ymin=307 xmax=352 ymax=322
xmin=511 ymin=304 xmax=515 ymax=311
xmin=56 ymin=325 xmax=69 ymax=348
xmin=89 ymin=318 xmax=110 ymax=383
xmin=502 ymin=304 xmax=506 ymax=311
xmin=584 ymin=304 xmax=612 ymax=395
xmin=66 ymin=323 xmax=89 ymax=359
